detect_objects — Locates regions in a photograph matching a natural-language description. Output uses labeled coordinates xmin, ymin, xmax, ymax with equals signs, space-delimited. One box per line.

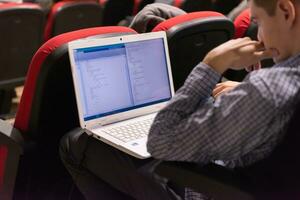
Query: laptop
xmin=68 ymin=31 xmax=174 ymax=159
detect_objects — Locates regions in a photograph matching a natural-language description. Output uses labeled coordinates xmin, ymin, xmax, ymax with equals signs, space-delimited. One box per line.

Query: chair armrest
xmin=155 ymin=161 xmax=255 ymax=200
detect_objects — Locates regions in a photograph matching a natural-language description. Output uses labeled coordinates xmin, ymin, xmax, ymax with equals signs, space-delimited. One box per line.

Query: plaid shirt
xmin=147 ymin=54 xmax=300 ymax=200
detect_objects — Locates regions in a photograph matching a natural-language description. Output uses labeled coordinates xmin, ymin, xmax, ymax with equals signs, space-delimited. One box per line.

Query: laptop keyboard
xmin=101 ymin=118 xmax=154 ymax=143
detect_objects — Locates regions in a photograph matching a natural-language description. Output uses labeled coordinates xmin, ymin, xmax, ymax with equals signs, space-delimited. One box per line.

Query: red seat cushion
xmin=173 ymin=0 xmax=184 ymax=8
xmin=152 ymin=11 xmax=224 ymax=32
xmin=0 ymin=146 xmax=8 ymax=192
xmin=99 ymin=0 xmax=107 ymax=6
xmin=0 ymin=2 xmax=40 ymax=9
xmin=234 ymin=8 xmax=251 ymax=39
xmin=14 ymin=26 xmax=137 ymax=133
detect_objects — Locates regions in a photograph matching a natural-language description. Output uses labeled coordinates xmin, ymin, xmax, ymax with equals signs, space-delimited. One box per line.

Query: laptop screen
xmin=72 ymin=38 xmax=172 ymax=121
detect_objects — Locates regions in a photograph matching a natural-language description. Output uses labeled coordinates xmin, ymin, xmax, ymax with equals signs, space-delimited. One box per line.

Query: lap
xmin=60 ymin=129 xmax=182 ymax=200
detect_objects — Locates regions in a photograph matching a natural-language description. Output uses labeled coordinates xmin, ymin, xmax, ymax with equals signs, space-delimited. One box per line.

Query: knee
xmin=59 ymin=128 xmax=91 ymax=166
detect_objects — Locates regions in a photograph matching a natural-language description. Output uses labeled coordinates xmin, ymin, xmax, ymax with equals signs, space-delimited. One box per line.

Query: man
xmin=60 ymin=0 xmax=300 ymax=199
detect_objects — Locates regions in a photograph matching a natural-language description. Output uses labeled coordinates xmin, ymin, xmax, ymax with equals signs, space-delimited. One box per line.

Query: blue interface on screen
xmin=73 ymin=38 xmax=172 ymax=121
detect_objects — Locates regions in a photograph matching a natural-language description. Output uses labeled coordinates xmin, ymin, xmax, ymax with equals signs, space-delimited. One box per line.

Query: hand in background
xmin=212 ymin=81 xmax=241 ymax=98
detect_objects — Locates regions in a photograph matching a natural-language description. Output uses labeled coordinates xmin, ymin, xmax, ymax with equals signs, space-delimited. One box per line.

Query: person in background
xmin=129 ymin=3 xmax=186 ymax=33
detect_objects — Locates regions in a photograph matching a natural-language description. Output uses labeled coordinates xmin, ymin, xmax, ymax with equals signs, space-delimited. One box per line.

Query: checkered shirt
xmin=147 ymin=54 xmax=300 ymax=200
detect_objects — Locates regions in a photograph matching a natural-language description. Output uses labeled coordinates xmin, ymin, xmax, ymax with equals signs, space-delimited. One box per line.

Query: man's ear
xmin=277 ymin=0 xmax=296 ymax=28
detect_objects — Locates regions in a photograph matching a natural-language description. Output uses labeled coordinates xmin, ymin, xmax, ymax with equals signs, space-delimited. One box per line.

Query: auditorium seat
xmin=136 ymin=0 xmax=184 ymax=13
xmin=180 ymin=0 xmax=213 ymax=12
xmin=152 ymin=11 xmax=234 ymax=90
xmin=44 ymin=0 xmax=103 ymax=41
xmin=6 ymin=26 xmax=137 ymax=199
xmin=212 ymin=0 xmax=242 ymax=15
xmin=135 ymin=0 xmax=154 ymax=12
xmin=100 ymin=0 xmax=136 ymax=25
xmin=0 ymin=3 xmax=45 ymax=116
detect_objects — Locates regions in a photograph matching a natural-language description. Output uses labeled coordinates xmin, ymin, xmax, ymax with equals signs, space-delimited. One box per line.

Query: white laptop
xmin=68 ymin=31 xmax=175 ymax=159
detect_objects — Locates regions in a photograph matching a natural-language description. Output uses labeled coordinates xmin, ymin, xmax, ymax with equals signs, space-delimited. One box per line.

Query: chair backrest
xmin=0 ymin=120 xmax=22 ymax=200
xmin=152 ymin=11 xmax=234 ymax=90
xmin=133 ymin=0 xmax=185 ymax=15
xmin=180 ymin=0 xmax=213 ymax=12
xmin=135 ymin=0 xmax=154 ymax=12
xmin=15 ymin=26 xmax=137 ymax=145
xmin=12 ymin=26 xmax=137 ymax=199
xmin=0 ymin=3 xmax=45 ymax=89
xmin=172 ymin=0 xmax=184 ymax=8
xmin=101 ymin=0 xmax=135 ymax=25
xmin=234 ymin=9 xmax=257 ymax=40
xmin=44 ymin=1 xmax=103 ymax=41
xmin=211 ymin=0 xmax=242 ymax=15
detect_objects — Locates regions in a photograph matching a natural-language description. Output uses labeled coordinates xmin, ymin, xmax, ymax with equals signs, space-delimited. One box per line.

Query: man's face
xmin=249 ymin=0 xmax=292 ymax=63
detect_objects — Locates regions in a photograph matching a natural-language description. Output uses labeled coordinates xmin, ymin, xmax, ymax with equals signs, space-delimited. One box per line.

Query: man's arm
xmin=147 ymin=38 xmax=276 ymax=164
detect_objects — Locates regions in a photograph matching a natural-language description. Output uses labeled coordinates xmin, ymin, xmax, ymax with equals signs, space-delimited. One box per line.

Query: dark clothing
xmin=148 ymin=57 xmax=300 ymax=167
xmin=129 ymin=3 xmax=186 ymax=33
xmin=60 ymin=54 xmax=300 ymax=200
xmin=60 ymin=128 xmax=182 ymax=200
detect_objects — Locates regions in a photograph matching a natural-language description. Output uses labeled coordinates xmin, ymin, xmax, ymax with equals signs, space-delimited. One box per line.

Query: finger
xmin=212 ymin=85 xmax=225 ymax=97
xmin=254 ymin=49 xmax=274 ymax=60
xmin=237 ymin=40 xmax=260 ymax=50
xmin=214 ymin=88 xmax=231 ymax=98
xmin=254 ymin=41 xmax=266 ymax=51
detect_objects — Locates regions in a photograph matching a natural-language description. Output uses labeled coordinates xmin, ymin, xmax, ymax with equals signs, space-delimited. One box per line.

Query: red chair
xmin=44 ymin=1 xmax=103 ymax=41
xmin=135 ymin=0 xmax=185 ymax=13
xmin=180 ymin=0 xmax=213 ymax=12
xmin=173 ymin=0 xmax=184 ymax=8
xmin=234 ymin=8 xmax=256 ymax=39
xmin=0 ymin=3 xmax=45 ymax=116
xmin=152 ymin=11 xmax=234 ymax=90
xmin=135 ymin=0 xmax=153 ymax=13
xmin=0 ymin=26 xmax=137 ymax=199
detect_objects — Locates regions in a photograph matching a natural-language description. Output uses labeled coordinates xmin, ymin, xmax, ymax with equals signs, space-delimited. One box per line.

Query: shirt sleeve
xmin=147 ymin=62 xmax=277 ymax=164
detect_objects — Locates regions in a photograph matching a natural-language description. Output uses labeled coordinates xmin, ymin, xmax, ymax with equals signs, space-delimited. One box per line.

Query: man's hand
xmin=203 ymin=37 xmax=275 ymax=74
xmin=212 ymin=81 xmax=240 ymax=98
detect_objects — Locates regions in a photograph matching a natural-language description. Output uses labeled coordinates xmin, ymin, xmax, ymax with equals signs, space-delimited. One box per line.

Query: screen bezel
xmin=68 ymin=31 xmax=175 ymax=128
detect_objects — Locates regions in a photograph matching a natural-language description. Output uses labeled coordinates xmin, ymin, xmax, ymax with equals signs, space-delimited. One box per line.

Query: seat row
xmin=0 ymin=8 xmax=259 ymax=200
xmin=0 ymin=1 xmax=248 ymax=117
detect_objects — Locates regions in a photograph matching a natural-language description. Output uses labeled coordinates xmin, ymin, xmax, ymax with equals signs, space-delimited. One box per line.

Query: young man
xmin=60 ymin=0 xmax=300 ymax=199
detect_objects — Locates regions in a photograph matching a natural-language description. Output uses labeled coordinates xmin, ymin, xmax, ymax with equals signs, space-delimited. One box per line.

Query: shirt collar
xmin=273 ymin=53 xmax=300 ymax=68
